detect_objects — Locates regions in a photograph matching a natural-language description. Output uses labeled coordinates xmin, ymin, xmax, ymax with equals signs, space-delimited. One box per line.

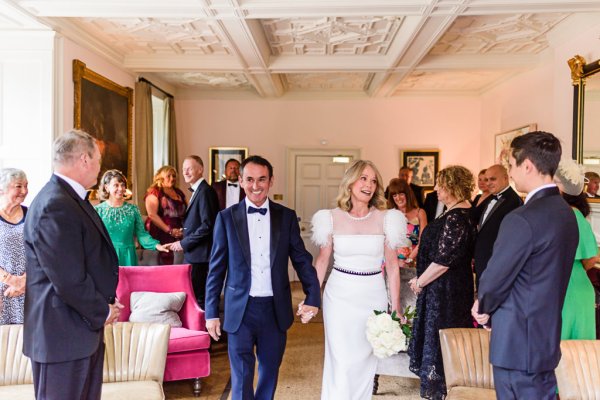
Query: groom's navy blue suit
xmin=205 ymin=198 xmax=320 ymax=399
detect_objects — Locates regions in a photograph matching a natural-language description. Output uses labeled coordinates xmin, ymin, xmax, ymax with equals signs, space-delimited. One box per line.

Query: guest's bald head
xmin=485 ymin=164 xmax=509 ymax=195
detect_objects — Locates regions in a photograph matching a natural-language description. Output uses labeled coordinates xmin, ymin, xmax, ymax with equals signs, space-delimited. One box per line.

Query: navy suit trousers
xmin=228 ymin=296 xmax=287 ymax=400
xmin=493 ymin=366 xmax=557 ymax=400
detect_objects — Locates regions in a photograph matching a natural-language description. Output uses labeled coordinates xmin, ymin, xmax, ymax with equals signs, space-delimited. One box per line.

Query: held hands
xmin=165 ymin=241 xmax=183 ymax=252
xmin=105 ymin=299 xmax=125 ymax=326
xmin=471 ymin=300 xmax=491 ymax=330
xmin=296 ymin=301 xmax=319 ymax=324
xmin=155 ymin=244 xmax=170 ymax=253
xmin=170 ymin=228 xmax=183 ymax=239
xmin=206 ymin=319 xmax=221 ymax=341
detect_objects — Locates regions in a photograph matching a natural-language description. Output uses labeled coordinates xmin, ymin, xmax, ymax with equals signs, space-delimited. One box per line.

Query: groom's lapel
xmin=233 ymin=200 xmax=252 ymax=268
xmin=270 ymin=201 xmax=281 ymax=268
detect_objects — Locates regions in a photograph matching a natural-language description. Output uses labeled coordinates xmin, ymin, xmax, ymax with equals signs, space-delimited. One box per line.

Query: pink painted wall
xmin=480 ymin=19 xmax=600 ymax=168
xmin=61 ymin=37 xmax=136 ymax=133
xmin=175 ymin=97 xmax=482 ymax=205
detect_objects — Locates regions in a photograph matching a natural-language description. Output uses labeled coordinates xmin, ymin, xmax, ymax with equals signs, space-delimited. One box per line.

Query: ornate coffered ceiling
xmin=6 ymin=0 xmax=600 ymax=97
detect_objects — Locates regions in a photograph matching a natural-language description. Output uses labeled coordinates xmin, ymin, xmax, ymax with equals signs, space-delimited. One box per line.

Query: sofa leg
xmin=193 ymin=377 xmax=202 ymax=397
xmin=373 ymin=374 xmax=379 ymax=395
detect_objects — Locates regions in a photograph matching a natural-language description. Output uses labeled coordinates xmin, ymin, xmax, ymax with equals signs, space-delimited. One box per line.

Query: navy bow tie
xmin=228 ymin=183 xmax=238 ymax=187
xmin=248 ymin=206 xmax=267 ymax=215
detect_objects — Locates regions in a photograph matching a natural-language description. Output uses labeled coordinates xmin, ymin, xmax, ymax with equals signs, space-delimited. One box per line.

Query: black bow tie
xmin=228 ymin=183 xmax=238 ymax=187
xmin=491 ymin=194 xmax=502 ymax=201
xmin=188 ymin=187 xmax=194 ymax=193
xmin=248 ymin=206 xmax=267 ymax=215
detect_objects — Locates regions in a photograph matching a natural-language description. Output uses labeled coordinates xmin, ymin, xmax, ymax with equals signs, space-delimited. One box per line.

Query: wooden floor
xmin=163 ymin=282 xmax=421 ymax=399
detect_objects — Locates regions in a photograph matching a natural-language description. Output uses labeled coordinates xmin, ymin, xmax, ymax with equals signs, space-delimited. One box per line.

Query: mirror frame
xmin=568 ymin=55 xmax=600 ymax=203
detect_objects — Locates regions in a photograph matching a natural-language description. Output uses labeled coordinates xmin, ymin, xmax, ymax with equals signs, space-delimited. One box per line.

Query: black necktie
xmin=228 ymin=183 xmax=238 ymax=187
xmin=248 ymin=206 xmax=267 ymax=215
xmin=188 ymin=187 xmax=194 ymax=193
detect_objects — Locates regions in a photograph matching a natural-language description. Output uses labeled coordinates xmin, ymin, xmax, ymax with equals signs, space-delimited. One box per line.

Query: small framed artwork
xmin=209 ymin=147 xmax=248 ymax=184
xmin=401 ymin=150 xmax=440 ymax=189
xmin=495 ymin=124 xmax=537 ymax=170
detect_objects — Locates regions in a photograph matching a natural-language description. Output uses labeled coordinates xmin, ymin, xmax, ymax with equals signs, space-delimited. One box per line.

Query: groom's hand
xmin=297 ymin=302 xmax=318 ymax=324
xmin=206 ymin=319 xmax=221 ymax=341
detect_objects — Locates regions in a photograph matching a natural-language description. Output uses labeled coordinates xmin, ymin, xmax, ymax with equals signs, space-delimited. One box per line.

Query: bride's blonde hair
xmin=336 ymin=160 xmax=386 ymax=212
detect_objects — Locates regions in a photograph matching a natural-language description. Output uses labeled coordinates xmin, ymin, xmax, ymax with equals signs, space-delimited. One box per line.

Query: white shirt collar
xmin=245 ymin=198 xmax=270 ymax=212
xmin=190 ymin=177 xmax=204 ymax=192
xmin=524 ymin=183 xmax=556 ymax=204
xmin=54 ymin=172 xmax=87 ymax=200
xmin=496 ymin=185 xmax=511 ymax=197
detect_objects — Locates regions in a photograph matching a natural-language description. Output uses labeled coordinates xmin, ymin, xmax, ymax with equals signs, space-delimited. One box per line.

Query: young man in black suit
xmin=473 ymin=132 xmax=578 ymax=400
xmin=167 ymin=155 xmax=219 ymax=308
xmin=24 ymin=130 xmax=122 ymax=400
xmin=473 ymin=164 xmax=523 ymax=289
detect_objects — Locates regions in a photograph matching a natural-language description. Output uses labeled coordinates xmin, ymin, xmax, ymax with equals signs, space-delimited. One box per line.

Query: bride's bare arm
xmin=314 ymin=244 xmax=333 ymax=287
xmin=384 ymin=246 xmax=400 ymax=313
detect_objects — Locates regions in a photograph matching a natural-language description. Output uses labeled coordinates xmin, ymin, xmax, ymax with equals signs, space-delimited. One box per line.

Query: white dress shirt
xmin=54 ymin=172 xmax=87 ymax=200
xmin=246 ymin=199 xmax=273 ymax=297
xmin=187 ymin=177 xmax=204 ymax=207
xmin=525 ymin=183 xmax=556 ymax=204
xmin=481 ymin=185 xmax=510 ymax=224
xmin=226 ymin=181 xmax=240 ymax=209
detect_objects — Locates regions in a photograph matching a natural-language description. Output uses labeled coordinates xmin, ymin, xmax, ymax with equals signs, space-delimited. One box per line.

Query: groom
xmin=205 ymin=155 xmax=321 ymax=400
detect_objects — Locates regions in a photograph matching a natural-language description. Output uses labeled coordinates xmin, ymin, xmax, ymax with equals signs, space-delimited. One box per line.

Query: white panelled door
xmin=286 ymin=149 xmax=359 ymax=280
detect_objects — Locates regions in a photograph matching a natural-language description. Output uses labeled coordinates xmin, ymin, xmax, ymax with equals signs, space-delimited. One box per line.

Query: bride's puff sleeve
xmin=384 ymin=209 xmax=409 ymax=249
xmin=311 ymin=209 xmax=333 ymax=248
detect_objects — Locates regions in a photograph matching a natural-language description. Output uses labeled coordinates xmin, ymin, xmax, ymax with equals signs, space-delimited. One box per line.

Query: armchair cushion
xmin=168 ymin=328 xmax=211 ymax=354
xmin=129 ymin=291 xmax=186 ymax=327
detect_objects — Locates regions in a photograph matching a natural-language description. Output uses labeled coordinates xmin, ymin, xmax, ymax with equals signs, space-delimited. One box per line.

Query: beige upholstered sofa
xmin=439 ymin=328 xmax=497 ymax=399
xmin=555 ymin=340 xmax=600 ymax=399
xmin=0 ymin=322 xmax=170 ymax=400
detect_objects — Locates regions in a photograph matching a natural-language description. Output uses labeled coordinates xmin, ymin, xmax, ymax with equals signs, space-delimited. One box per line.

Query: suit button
xmin=108 ymin=296 xmax=115 ymax=303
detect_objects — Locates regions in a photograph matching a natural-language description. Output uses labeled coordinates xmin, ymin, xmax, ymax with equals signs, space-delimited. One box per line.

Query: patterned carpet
xmin=163 ymin=282 xmax=421 ymax=399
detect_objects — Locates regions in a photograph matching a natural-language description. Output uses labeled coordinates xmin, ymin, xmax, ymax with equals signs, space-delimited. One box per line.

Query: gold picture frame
xmin=209 ymin=147 xmax=249 ymax=184
xmin=73 ymin=59 xmax=133 ymax=185
xmin=494 ymin=124 xmax=537 ymax=171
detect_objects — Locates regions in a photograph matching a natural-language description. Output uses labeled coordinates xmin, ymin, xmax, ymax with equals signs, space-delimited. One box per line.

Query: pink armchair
xmin=116 ymin=264 xmax=211 ymax=396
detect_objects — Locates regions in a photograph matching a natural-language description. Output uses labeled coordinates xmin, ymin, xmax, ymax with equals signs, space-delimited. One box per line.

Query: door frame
xmin=286 ymin=147 xmax=361 ymax=210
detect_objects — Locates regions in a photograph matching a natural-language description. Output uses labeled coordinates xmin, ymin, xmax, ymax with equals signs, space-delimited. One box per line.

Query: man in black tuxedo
xmin=473 ymin=164 xmax=523 ymax=289
xmin=399 ymin=166 xmax=424 ymax=208
xmin=168 ymin=155 xmax=218 ymax=308
xmin=205 ymin=155 xmax=320 ymax=400
xmin=423 ymin=190 xmax=444 ymax=223
xmin=473 ymin=132 xmax=578 ymax=399
xmin=212 ymin=158 xmax=245 ymax=210
xmin=23 ymin=130 xmax=121 ymax=400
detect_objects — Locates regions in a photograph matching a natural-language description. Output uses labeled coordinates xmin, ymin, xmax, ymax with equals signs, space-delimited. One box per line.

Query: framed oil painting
xmin=209 ymin=147 xmax=248 ymax=184
xmin=73 ymin=59 xmax=133 ymax=185
xmin=401 ymin=150 xmax=440 ymax=189
xmin=494 ymin=124 xmax=537 ymax=170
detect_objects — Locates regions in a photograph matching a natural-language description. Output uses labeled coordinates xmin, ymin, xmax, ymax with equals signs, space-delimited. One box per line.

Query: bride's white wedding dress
xmin=312 ymin=207 xmax=406 ymax=400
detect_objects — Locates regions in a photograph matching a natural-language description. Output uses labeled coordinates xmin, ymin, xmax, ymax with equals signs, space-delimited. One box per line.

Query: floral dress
xmin=408 ymin=208 xmax=476 ymax=399
xmin=144 ymin=187 xmax=186 ymax=264
xmin=0 ymin=206 xmax=27 ymax=324
xmin=95 ymin=202 xmax=160 ymax=266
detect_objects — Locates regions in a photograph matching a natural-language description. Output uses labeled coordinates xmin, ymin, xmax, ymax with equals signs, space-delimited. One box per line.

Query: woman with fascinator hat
xmin=554 ymin=159 xmax=598 ymax=340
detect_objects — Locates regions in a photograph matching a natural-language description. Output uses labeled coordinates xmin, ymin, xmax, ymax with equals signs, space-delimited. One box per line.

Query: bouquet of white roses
xmin=366 ymin=310 xmax=407 ymax=358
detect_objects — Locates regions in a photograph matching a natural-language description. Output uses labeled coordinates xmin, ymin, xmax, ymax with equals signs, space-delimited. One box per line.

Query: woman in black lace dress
xmin=407 ymin=165 xmax=477 ymax=399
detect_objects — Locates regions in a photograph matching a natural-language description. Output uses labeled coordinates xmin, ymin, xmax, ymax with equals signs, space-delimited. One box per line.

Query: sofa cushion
xmin=169 ymin=327 xmax=211 ymax=353
xmin=0 ymin=384 xmax=34 ymax=400
xmin=101 ymin=381 xmax=164 ymax=400
xmin=129 ymin=291 xmax=186 ymax=327
xmin=447 ymin=386 xmax=496 ymax=400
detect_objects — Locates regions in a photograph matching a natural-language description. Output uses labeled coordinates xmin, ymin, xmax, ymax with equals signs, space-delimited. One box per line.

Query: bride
xmin=311 ymin=160 xmax=407 ymax=399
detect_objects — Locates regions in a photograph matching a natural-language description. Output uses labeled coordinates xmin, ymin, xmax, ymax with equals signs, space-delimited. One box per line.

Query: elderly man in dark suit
xmin=23 ymin=130 xmax=121 ymax=400
xmin=212 ymin=158 xmax=245 ymax=210
xmin=473 ymin=164 xmax=523 ymax=289
xmin=168 ymin=155 xmax=219 ymax=308
xmin=205 ymin=155 xmax=320 ymax=400
xmin=473 ymin=131 xmax=578 ymax=400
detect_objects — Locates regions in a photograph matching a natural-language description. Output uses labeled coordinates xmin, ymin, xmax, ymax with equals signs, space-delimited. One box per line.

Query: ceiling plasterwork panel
xmin=159 ymin=72 xmax=251 ymax=89
xmin=431 ymin=13 xmax=569 ymax=55
xmin=284 ymin=73 xmax=371 ymax=91
xmin=76 ymin=18 xmax=231 ymax=55
xmin=262 ymin=17 xmax=404 ymax=56
xmin=394 ymin=70 xmax=514 ymax=93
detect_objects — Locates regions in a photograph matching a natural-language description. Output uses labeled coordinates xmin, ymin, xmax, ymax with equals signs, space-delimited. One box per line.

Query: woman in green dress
xmin=555 ymin=160 xmax=598 ymax=340
xmin=95 ymin=170 xmax=169 ymax=266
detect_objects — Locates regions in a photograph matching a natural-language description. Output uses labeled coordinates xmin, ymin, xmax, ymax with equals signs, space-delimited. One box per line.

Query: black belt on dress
xmin=333 ymin=266 xmax=381 ymax=276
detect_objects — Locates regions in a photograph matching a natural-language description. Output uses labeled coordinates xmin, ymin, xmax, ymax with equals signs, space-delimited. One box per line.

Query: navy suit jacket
xmin=23 ymin=175 xmax=119 ymax=363
xmin=181 ymin=179 xmax=219 ymax=264
xmin=212 ymin=179 xmax=245 ymax=211
xmin=205 ymin=199 xmax=321 ymax=333
xmin=473 ymin=186 xmax=523 ymax=288
xmin=478 ymin=187 xmax=578 ymax=373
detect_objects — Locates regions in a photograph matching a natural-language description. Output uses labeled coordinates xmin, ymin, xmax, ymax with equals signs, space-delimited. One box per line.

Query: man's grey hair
xmin=53 ymin=129 xmax=96 ymax=167
xmin=0 ymin=168 xmax=27 ymax=193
